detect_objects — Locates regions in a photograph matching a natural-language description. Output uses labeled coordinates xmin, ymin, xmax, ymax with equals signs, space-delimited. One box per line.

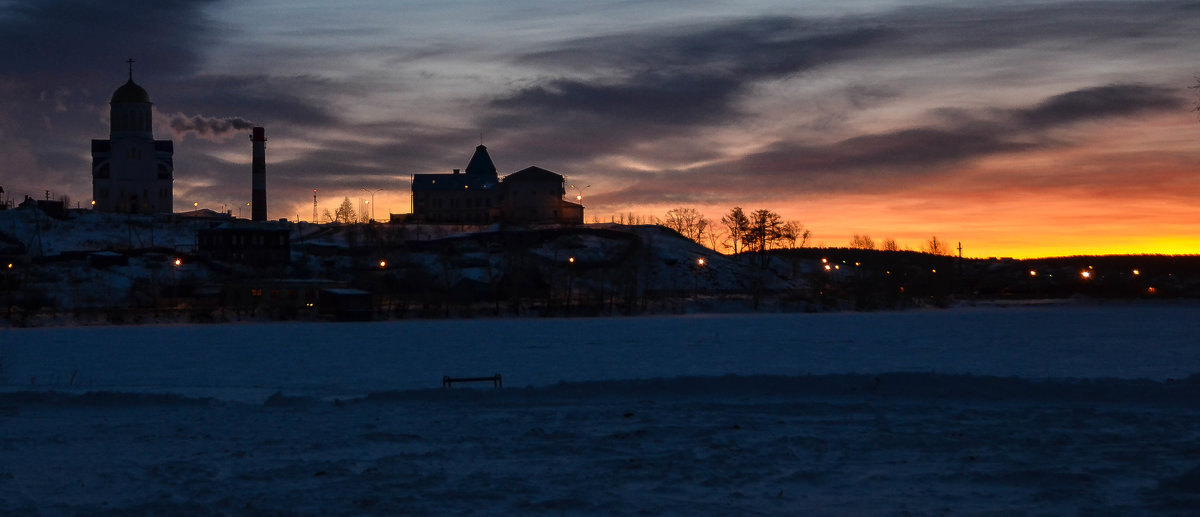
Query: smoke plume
xmin=164 ymin=112 xmax=255 ymax=141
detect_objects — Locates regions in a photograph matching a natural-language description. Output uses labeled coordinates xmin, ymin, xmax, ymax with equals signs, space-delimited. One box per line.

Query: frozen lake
xmin=3 ymin=303 xmax=1199 ymax=400
xmin=2 ymin=304 xmax=1199 ymax=514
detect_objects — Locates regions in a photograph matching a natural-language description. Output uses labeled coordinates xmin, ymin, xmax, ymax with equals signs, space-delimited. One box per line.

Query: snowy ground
xmin=2 ymin=304 xmax=1199 ymax=515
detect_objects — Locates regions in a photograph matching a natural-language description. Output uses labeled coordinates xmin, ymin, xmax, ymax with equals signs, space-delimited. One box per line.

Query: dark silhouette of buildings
xmin=410 ymin=145 xmax=583 ymax=224
xmin=91 ymin=61 xmax=174 ymax=214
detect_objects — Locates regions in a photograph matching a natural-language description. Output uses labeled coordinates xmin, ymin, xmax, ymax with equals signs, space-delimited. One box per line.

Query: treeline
xmin=659 ymin=207 xmax=808 ymax=254
xmin=653 ymin=206 xmax=953 ymax=258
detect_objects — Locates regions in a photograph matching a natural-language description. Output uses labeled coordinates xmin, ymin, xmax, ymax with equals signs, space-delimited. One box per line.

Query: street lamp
xmin=566 ymin=257 xmax=575 ymax=311
xmin=570 ymin=184 xmax=590 ymax=203
xmin=361 ymin=188 xmax=383 ymax=222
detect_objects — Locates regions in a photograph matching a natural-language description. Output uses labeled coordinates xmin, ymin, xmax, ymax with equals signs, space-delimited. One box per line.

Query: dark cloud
xmin=159 ymin=74 xmax=343 ymax=128
xmin=879 ymin=2 xmax=1195 ymax=57
xmin=482 ymin=2 xmax=1198 ymax=174
xmin=587 ymin=82 xmax=1185 ymax=208
xmin=518 ymin=17 xmax=895 ymax=78
xmin=1012 ymin=84 xmax=1185 ymax=129
xmin=0 ymin=0 xmax=217 ymax=83
xmin=482 ymin=18 xmax=895 ymax=166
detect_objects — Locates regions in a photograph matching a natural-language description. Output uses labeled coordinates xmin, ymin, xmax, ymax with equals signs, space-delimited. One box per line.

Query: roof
xmin=202 ymin=221 xmax=288 ymax=233
xmin=111 ymin=79 xmax=151 ymax=104
xmin=175 ymin=208 xmax=232 ymax=219
xmin=504 ymin=166 xmax=563 ymax=183
xmin=464 ymin=145 xmax=497 ymax=176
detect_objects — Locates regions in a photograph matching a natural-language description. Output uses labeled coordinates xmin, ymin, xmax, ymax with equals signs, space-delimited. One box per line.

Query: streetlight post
xmin=361 ymin=188 xmax=383 ymax=222
xmin=570 ymin=184 xmax=590 ymax=204
xmin=566 ymin=256 xmax=575 ymax=312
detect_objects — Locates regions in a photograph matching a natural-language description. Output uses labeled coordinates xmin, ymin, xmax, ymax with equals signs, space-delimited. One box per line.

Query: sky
xmin=2 ymin=0 xmax=1199 ymax=258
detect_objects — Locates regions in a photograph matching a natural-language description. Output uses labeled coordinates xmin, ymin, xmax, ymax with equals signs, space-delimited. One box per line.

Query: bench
xmin=442 ymin=374 xmax=502 ymax=388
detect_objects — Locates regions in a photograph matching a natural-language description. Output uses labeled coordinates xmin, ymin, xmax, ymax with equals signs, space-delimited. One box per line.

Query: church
xmin=91 ymin=61 xmax=174 ymax=214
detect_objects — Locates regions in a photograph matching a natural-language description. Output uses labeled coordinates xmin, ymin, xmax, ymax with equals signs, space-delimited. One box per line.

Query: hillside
xmin=1 ymin=207 xmax=1198 ymax=326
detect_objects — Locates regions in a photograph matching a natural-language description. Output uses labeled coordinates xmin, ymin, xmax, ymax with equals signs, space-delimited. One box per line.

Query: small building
xmin=502 ymin=166 xmax=583 ymax=224
xmin=197 ymin=223 xmax=290 ymax=267
xmin=16 ymin=197 xmax=67 ymax=219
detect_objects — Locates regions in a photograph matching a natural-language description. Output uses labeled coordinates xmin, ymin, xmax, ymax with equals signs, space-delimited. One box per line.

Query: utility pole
xmin=312 ymin=189 xmax=318 ymax=223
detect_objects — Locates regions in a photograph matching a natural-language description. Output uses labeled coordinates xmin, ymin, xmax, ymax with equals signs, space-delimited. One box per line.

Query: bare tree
xmin=780 ymin=220 xmax=810 ymax=249
xmin=706 ymin=226 xmax=726 ymax=251
xmin=745 ymin=209 xmax=783 ymax=253
xmin=880 ymin=238 xmax=900 ymax=251
xmin=335 ymin=196 xmax=358 ymax=224
xmin=1192 ymin=76 xmax=1200 ymax=118
xmin=849 ymin=233 xmax=875 ymax=250
xmin=923 ymin=236 xmax=949 ymax=255
xmin=721 ymin=207 xmax=750 ymax=254
xmin=663 ymin=207 xmax=709 ymax=244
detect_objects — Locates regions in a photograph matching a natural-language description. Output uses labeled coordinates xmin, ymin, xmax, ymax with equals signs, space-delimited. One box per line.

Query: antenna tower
xmin=313 ymin=189 xmax=318 ymax=222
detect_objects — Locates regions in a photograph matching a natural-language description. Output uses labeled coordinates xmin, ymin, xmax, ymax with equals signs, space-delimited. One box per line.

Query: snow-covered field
xmin=2 ymin=304 xmax=1199 ymax=515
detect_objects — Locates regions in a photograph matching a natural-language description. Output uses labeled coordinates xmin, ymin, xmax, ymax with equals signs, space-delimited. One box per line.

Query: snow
xmin=2 ymin=305 xmax=1200 ymax=514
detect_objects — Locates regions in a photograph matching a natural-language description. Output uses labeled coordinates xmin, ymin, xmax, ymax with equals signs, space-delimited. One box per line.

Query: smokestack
xmin=251 ymin=126 xmax=266 ymax=221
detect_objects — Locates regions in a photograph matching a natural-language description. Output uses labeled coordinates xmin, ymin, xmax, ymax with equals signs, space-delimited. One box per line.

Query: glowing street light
xmin=1081 ymin=270 xmax=1092 ymax=279
xmin=570 ymin=184 xmax=590 ymax=203
xmin=697 ymin=258 xmax=705 ymax=267
xmin=1132 ymin=269 xmax=1140 ymax=276
xmin=361 ymin=188 xmax=383 ymax=222
xmin=1029 ymin=270 xmax=1037 ymax=277
xmin=174 ymin=258 xmax=182 ymax=267
xmin=379 ymin=260 xmax=387 ymax=269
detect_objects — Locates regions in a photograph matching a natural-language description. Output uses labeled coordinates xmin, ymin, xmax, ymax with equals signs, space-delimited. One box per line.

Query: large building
xmin=411 ymin=145 xmax=501 ymax=224
xmin=91 ymin=63 xmax=174 ymax=214
xmin=411 ymin=145 xmax=583 ymax=224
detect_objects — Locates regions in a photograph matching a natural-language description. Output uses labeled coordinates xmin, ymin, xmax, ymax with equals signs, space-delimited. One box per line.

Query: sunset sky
xmin=2 ymin=0 xmax=1200 ymax=257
